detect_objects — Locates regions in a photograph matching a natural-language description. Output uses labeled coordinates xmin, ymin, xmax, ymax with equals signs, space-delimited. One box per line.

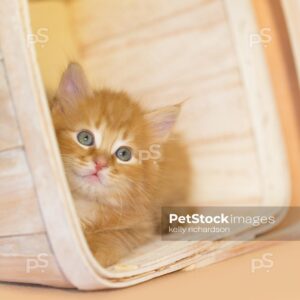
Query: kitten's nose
xmin=94 ymin=158 xmax=108 ymax=172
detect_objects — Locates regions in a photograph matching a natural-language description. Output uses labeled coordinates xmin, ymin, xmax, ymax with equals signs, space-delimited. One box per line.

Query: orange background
xmin=0 ymin=242 xmax=299 ymax=300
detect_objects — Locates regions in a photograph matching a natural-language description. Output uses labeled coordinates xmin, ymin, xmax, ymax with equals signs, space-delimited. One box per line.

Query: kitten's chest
xmin=74 ymin=196 xmax=100 ymax=226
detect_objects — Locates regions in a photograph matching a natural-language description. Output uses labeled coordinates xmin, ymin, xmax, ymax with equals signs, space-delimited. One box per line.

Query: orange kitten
xmin=51 ymin=63 xmax=191 ymax=267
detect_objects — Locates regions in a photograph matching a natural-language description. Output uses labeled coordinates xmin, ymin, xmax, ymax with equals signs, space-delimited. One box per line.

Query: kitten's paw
xmin=94 ymin=250 xmax=122 ymax=267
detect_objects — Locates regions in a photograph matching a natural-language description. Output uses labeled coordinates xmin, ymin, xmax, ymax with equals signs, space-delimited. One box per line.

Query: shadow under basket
xmin=0 ymin=0 xmax=294 ymax=290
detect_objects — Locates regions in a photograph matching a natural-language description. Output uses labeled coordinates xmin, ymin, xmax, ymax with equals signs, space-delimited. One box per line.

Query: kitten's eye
xmin=77 ymin=130 xmax=94 ymax=146
xmin=115 ymin=146 xmax=132 ymax=162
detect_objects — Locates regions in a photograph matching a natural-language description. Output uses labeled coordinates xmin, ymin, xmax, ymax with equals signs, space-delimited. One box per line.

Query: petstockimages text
xmin=169 ymin=213 xmax=276 ymax=227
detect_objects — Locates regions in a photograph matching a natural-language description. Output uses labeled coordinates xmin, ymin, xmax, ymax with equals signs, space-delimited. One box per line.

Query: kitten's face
xmin=53 ymin=91 xmax=153 ymax=203
xmin=52 ymin=63 xmax=179 ymax=205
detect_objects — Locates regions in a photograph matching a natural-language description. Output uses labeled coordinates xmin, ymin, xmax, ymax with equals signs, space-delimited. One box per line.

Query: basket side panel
xmin=0 ymin=57 xmax=22 ymax=151
xmin=0 ymin=234 xmax=72 ymax=288
xmin=0 ymin=148 xmax=45 ymax=236
xmin=0 ymin=49 xmax=45 ymax=237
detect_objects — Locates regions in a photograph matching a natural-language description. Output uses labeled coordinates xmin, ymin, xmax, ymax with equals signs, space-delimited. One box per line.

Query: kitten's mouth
xmin=73 ymin=169 xmax=104 ymax=185
xmin=84 ymin=172 xmax=103 ymax=184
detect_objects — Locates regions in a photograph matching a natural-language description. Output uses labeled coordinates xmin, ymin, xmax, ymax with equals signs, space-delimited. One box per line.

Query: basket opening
xmin=28 ymin=0 xmax=290 ymax=274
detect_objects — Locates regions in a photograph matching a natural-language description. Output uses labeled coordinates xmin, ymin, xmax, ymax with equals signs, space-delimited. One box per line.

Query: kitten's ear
xmin=54 ymin=62 xmax=93 ymax=110
xmin=144 ymin=104 xmax=180 ymax=142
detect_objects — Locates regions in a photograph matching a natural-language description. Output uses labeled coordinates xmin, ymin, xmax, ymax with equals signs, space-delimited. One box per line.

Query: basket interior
xmin=29 ymin=0 xmax=267 ymax=206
